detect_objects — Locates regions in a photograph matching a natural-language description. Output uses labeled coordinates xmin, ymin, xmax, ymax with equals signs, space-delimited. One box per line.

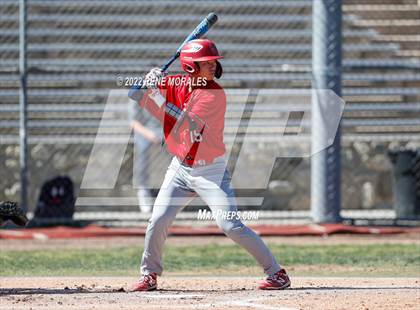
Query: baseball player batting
xmin=128 ymin=39 xmax=290 ymax=291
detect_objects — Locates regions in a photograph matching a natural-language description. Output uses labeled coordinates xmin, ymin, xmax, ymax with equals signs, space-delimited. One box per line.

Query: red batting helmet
xmin=180 ymin=39 xmax=223 ymax=78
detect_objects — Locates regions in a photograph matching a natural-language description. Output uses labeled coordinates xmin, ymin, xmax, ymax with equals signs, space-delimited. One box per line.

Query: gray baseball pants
xmin=140 ymin=156 xmax=281 ymax=276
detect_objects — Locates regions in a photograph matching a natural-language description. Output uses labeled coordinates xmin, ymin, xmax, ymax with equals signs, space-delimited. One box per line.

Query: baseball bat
xmin=129 ymin=13 xmax=218 ymax=97
xmin=161 ymin=12 xmax=218 ymax=71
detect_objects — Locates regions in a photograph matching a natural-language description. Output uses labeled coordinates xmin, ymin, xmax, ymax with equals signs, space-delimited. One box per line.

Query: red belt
xmin=178 ymin=155 xmax=223 ymax=168
xmin=179 ymin=156 xmax=209 ymax=168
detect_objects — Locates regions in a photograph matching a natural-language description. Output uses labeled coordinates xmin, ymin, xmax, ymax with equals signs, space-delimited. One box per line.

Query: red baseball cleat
xmin=130 ymin=273 xmax=157 ymax=292
xmin=258 ymin=269 xmax=291 ymax=290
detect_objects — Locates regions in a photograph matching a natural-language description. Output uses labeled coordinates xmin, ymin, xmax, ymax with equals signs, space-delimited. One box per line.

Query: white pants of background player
xmin=133 ymin=130 xmax=162 ymax=213
xmin=140 ymin=156 xmax=281 ymax=276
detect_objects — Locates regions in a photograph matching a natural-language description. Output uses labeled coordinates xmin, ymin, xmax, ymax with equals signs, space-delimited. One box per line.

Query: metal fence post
xmin=19 ymin=0 xmax=28 ymax=213
xmin=311 ymin=0 xmax=343 ymax=223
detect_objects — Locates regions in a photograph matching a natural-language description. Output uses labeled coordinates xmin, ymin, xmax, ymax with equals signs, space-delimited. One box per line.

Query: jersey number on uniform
xmin=190 ymin=130 xmax=203 ymax=143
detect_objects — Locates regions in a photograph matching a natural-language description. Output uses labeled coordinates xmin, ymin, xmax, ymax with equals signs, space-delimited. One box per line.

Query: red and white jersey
xmin=138 ymin=74 xmax=226 ymax=165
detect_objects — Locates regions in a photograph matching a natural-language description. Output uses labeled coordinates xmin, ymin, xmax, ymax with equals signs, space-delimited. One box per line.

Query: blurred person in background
xmin=129 ymin=100 xmax=163 ymax=213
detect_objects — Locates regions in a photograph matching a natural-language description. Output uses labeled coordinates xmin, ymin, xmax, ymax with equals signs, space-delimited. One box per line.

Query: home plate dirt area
xmin=1 ymin=276 xmax=419 ymax=310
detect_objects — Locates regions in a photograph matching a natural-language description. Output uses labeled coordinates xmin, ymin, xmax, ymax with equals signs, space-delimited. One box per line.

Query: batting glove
xmin=143 ymin=68 xmax=167 ymax=88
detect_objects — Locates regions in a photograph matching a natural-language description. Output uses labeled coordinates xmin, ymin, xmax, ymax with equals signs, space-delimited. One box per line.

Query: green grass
xmin=1 ymin=243 xmax=419 ymax=277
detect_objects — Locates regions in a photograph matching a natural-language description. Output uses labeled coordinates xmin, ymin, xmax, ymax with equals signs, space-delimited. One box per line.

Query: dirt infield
xmin=1 ymin=234 xmax=419 ymax=309
xmin=1 ymin=276 xmax=419 ymax=310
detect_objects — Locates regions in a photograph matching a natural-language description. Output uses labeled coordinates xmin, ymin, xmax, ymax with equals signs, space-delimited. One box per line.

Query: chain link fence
xmin=0 ymin=0 xmax=419 ymax=221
